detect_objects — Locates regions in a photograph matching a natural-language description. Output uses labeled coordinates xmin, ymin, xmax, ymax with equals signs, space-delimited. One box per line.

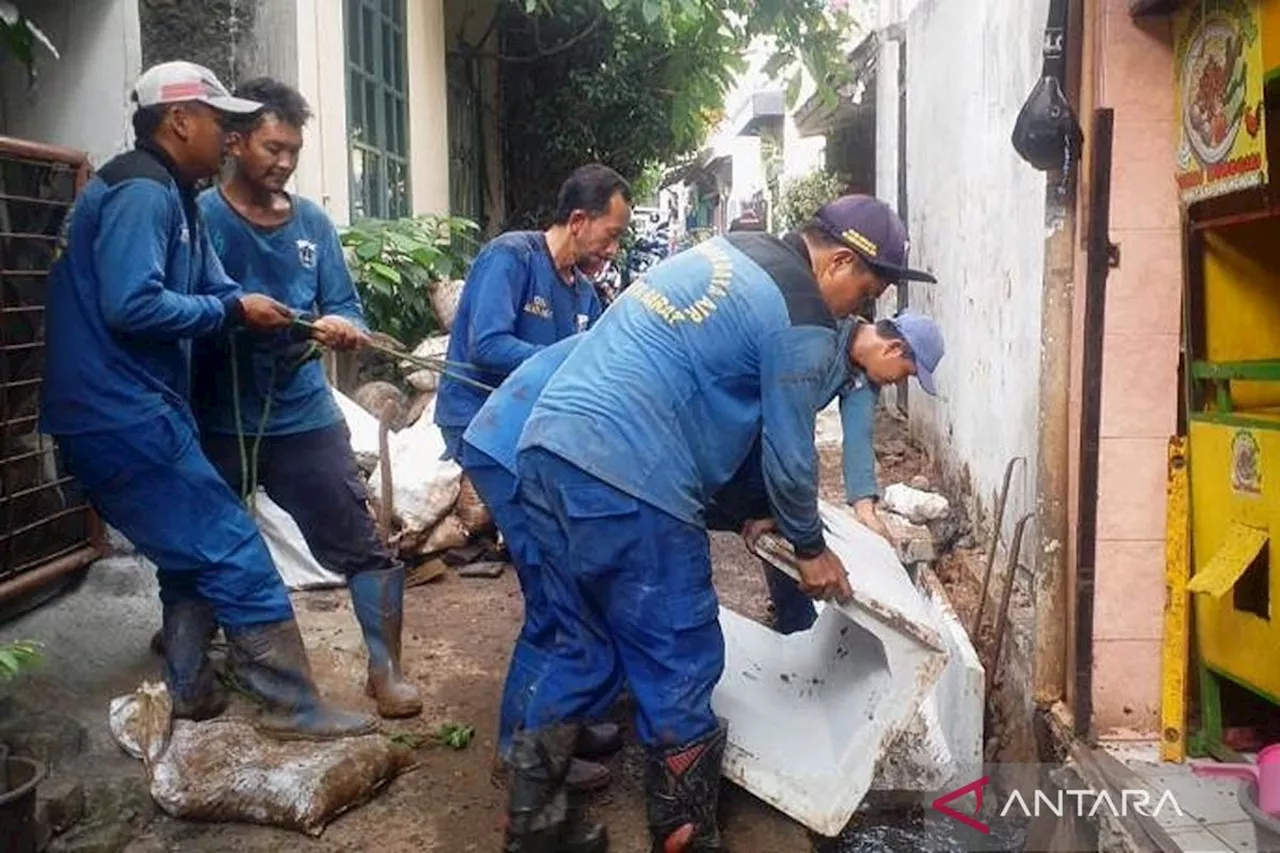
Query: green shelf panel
xmin=1192 ymin=360 xmax=1280 ymax=382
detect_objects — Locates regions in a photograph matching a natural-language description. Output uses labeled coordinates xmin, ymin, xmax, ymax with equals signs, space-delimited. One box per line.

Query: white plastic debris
xmin=713 ymin=502 xmax=949 ymax=837
xmin=332 ymin=388 xmax=382 ymax=461
xmin=255 ymin=494 xmax=345 ymax=590
xmin=368 ymin=397 xmax=461 ymax=537
xmin=881 ymin=483 xmax=951 ymax=524
xmin=405 ymin=335 xmax=451 ymax=393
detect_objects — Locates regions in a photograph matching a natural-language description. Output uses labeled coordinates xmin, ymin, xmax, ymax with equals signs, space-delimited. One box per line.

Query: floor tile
xmin=1148 ymin=770 xmax=1248 ymax=826
xmin=1207 ymin=820 xmax=1258 ymax=852
xmin=1167 ymin=825 xmax=1234 ymax=852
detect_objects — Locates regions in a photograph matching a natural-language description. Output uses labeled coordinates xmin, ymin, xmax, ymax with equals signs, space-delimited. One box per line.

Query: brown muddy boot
xmin=504 ymin=723 xmax=608 ymax=853
xmin=225 ymin=618 xmax=380 ymax=740
xmin=645 ymin=722 xmax=728 ymax=852
xmin=349 ymin=566 xmax=423 ymax=718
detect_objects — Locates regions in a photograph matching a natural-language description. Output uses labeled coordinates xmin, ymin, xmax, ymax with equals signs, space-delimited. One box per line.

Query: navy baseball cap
xmin=890 ymin=311 xmax=945 ymax=395
xmin=815 ymin=195 xmax=938 ymax=284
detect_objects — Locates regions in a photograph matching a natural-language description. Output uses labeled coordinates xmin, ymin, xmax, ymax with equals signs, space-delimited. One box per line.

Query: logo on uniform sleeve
xmin=522 ymin=295 xmax=552 ymax=320
xmin=296 ymin=239 xmax=318 ymax=270
xmin=576 ymin=313 xmax=590 ymax=332
xmin=179 ymin=224 xmax=190 ymax=244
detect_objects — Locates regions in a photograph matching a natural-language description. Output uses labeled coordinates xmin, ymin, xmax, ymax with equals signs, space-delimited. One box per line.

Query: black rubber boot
xmin=645 ymin=722 xmax=728 ymax=853
xmin=504 ymin=724 xmax=609 ymax=853
xmin=162 ymin=599 xmax=227 ymax=721
xmin=225 ymin=619 xmax=380 ymax=741
xmin=577 ymin=721 xmax=623 ymax=760
xmin=349 ymin=567 xmax=423 ymax=718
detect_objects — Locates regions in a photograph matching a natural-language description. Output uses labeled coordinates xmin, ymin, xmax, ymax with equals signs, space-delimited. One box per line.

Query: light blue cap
xmin=892 ymin=311 xmax=944 ymax=396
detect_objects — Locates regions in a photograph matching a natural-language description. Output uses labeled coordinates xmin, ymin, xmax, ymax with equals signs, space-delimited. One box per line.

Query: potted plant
xmin=0 ymin=640 xmax=46 ymax=853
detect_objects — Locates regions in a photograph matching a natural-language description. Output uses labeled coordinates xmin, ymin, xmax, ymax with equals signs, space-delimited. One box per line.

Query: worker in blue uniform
xmin=433 ymin=164 xmax=633 ymax=461
xmin=708 ymin=312 xmax=946 ymax=635
xmin=190 ymin=78 xmax=421 ymax=720
xmin=502 ymin=195 xmax=938 ymax=853
xmin=41 ymin=62 xmax=376 ymax=740
xmin=461 ymin=336 xmax=624 ymax=794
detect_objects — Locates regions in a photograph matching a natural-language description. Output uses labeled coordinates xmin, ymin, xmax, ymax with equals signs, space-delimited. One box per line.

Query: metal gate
xmin=0 ymin=137 xmax=101 ymax=609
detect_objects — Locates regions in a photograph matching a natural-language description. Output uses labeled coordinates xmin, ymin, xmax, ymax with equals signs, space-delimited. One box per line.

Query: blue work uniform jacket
xmin=192 ymin=189 xmax=366 ymax=436
xmin=434 ymin=231 xmax=602 ymax=431
xmin=41 ymin=144 xmax=246 ymax=437
xmin=462 ymin=336 xmax=583 ymax=474
xmin=519 ymin=231 xmax=840 ymax=558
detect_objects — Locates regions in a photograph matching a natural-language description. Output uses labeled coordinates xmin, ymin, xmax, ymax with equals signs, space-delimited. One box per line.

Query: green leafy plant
xmin=0 ymin=640 xmax=42 ymax=681
xmin=340 ymin=215 xmax=480 ymax=345
xmin=774 ymin=168 xmax=847 ymax=232
xmin=435 ymin=722 xmax=475 ymax=750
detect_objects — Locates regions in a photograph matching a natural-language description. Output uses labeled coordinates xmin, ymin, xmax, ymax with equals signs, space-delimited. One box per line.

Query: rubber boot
xmin=645 ymin=722 xmax=728 ymax=853
xmin=162 ymin=599 xmax=227 ymax=721
xmin=577 ymin=722 xmax=623 ymax=759
xmin=504 ymin=723 xmax=609 ymax=853
xmin=349 ymin=567 xmax=423 ymax=718
xmin=225 ymin=618 xmax=380 ymax=741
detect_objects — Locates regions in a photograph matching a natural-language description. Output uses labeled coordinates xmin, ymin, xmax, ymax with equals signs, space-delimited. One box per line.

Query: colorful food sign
xmin=1175 ymin=0 xmax=1268 ymax=204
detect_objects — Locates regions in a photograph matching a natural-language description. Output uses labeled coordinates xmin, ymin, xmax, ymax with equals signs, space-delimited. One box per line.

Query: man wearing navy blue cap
xmin=714 ymin=310 xmax=946 ymax=635
xmin=499 ymin=194 xmax=935 ymax=853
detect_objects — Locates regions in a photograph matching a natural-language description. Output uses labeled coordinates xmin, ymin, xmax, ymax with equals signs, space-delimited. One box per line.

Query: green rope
xmin=228 ymin=320 xmax=498 ymax=512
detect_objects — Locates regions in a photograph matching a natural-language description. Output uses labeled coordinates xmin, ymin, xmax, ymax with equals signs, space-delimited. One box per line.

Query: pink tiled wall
xmin=1086 ymin=0 xmax=1181 ymax=737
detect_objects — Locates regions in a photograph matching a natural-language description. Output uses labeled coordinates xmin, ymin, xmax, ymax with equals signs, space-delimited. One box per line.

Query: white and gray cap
xmin=132 ymin=61 xmax=262 ymax=115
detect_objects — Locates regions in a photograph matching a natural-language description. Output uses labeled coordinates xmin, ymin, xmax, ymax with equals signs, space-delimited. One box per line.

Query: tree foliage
xmin=488 ymin=0 xmax=854 ymax=227
xmin=0 ymin=2 xmax=58 ymax=86
xmin=774 ymin=168 xmax=847 ymax=232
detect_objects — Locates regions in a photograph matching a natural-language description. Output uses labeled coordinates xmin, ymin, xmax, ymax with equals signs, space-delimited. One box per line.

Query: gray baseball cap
xmin=891 ymin=311 xmax=945 ymax=395
xmin=132 ymin=61 xmax=262 ymax=115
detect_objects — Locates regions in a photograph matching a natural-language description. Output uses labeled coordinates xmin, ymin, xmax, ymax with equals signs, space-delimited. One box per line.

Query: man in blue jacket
xmin=191 ymin=78 xmax=420 ymax=720
xmin=462 ymin=336 xmax=622 ymax=795
xmin=502 ymin=195 xmax=937 ymax=853
xmin=41 ymin=61 xmax=375 ymax=740
xmin=710 ymin=312 xmax=946 ymax=635
xmin=433 ymin=164 xmax=632 ymax=460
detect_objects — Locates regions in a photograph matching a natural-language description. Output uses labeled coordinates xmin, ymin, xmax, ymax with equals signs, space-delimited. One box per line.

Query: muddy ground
xmin=25 ymin=408 xmax=990 ymax=853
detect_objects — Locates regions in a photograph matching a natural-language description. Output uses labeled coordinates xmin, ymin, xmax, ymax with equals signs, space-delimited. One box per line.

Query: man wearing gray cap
xmin=41 ymin=61 xmax=376 ymax=740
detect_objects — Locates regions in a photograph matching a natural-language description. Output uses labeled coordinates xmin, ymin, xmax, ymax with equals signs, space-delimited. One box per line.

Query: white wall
xmin=406 ymin=0 xmax=450 ymax=215
xmin=294 ymin=0 xmax=352 ymax=223
xmin=883 ymin=0 xmax=1050 ymax=527
xmin=3 ymin=0 xmax=141 ymax=167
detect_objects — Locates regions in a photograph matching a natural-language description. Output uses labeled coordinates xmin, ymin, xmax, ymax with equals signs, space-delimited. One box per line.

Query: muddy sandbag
xmin=429 ymin=279 xmax=464 ymax=333
xmin=352 ymin=380 xmax=408 ymax=425
xmin=455 ymin=474 xmax=493 ymax=534
xmin=404 ymin=335 xmax=450 ymax=393
xmin=109 ymin=683 xmax=412 ymax=837
xmin=419 ymin=513 xmax=469 ymax=555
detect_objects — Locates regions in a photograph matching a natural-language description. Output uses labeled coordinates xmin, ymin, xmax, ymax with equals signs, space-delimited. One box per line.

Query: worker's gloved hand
xmin=310 ymin=315 xmax=368 ymax=351
xmin=795 ymin=548 xmax=853 ymax=604
xmin=740 ymin=517 xmax=778 ymax=552
xmin=852 ymin=499 xmax=895 ymax=548
xmin=239 ymin=294 xmax=294 ymax=331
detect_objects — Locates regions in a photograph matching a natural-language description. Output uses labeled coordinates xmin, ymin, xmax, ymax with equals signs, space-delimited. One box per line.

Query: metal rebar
xmin=973 ymin=456 xmax=1026 ymax=637
xmin=988 ymin=512 xmax=1036 ymax=696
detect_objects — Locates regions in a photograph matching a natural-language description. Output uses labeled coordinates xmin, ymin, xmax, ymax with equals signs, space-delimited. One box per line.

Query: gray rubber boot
xmin=225 ymin=618 xmax=379 ymax=741
xmin=504 ymin=723 xmax=609 ymax=853
xmin=349 ymin=566 xmax=423 ymax=718
xmin=162 ymin=599 xmax=227 ymax=721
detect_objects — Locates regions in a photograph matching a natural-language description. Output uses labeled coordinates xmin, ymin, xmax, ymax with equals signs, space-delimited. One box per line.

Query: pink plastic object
xmin=1192 ymin=744 xmax=1280 ymax=816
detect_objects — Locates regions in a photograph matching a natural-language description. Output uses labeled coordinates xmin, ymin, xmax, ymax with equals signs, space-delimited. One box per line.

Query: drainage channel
xmin=816 ymin=808 xmax=1029 ymax=853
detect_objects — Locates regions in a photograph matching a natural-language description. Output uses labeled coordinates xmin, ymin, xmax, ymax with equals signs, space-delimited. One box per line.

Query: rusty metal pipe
xmin=973 ymin=456 xmax=1025 ymax=638
xmin=0 ymin=544 xmax=99 ymax=605
xmin=988 ymin=513 xmax=1036 ymax=696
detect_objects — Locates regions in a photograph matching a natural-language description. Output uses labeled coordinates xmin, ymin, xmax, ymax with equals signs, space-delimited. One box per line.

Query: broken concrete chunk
xmin=882 ymin=483 xmax=951 ymax=524
xmin=456 ymin=562 xmax=508 ymax=579
xmin=883 ymin=513 xmax=936 ymax=565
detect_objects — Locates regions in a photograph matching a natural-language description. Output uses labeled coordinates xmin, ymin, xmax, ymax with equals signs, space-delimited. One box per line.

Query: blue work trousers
xmin=705 ymin=440 xmax=817 ymax=635
xmin=517 ymin=448 xmax=722 ymax=749
xmin=439 ymin=426 xmax=465 ymax=463
xmin=57 ymin=407 xmax=293 ymax=629
xmin=201 ymin=422 xmax=397 ymax=579
xmin=459 ymin=443 xmax=553 ymax=758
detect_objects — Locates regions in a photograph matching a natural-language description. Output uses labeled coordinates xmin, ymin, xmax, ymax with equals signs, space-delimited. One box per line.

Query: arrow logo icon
xmin=931 ymin=776 xmax=990 ymax=834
